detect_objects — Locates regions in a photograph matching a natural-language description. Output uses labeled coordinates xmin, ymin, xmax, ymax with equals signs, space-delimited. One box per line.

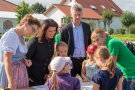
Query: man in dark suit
xmin=60 ymin=3 xmax=91 ymax=77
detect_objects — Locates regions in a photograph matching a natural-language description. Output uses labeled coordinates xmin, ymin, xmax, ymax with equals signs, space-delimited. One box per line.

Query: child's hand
xmin=24 ymin=59 xmax=32 ymax=67
xmin=44 ymin=74 xmax=48 ymax=81
xmin=83 ymin=88 xmax=88 ymax=90
xmin=29 ymin=78 xmax=34 ymax=82
xmin=82 ymin=77 xmax=90 ymax=82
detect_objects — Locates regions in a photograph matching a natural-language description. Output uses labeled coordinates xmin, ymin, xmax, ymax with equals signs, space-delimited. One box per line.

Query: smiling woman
xmin=26 ymin=19 xmax=58 ymax=86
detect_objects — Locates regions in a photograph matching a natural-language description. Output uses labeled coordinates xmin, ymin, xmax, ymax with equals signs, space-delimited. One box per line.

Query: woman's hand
xmin=8 ymin=81 xmax=16 ymax=90
xmin=24 ymin=59 xmax=32 ymax=67
xmin=4 ymin=52 xmax=16 ymax=90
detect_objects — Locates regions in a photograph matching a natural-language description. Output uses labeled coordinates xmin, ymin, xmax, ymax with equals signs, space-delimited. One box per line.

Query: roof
xmin=32 ymin=14 xmax=48 ymax=20
xmin=0 ymin=0 xmax=17 ymax=12
xmin=44 ymin=4 xmax=102 ymax=19
xmin=56 ymin=0 xmax=123 ymax=16
xmin=0 ymin=11 xmax=48 ymax=20
xmin=57 ymin=4 xmax=102 ymax=19
xmin=75 ymin=0 xmax=123 ymax=16
xmin=0 ymin=11 xmax=17 ymax=18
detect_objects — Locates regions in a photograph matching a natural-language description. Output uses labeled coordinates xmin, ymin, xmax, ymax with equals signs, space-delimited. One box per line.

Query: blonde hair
xmin=91 ymin=28 xmax=109 ymax=40
xmin=51 ymin=71 xmax=58 ymax=90
xmin=51 ymin=65 xmax=66 ymax=90
xmin=56 ymin=41 xmax=68 ymax=52
xmin=94 ymin=46 xmax=115 ymax=78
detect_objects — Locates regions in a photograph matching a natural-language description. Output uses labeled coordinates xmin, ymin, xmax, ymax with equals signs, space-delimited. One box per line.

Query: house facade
xmin=43 ymin=0 xmax=123 ymax=30
xmin=0 ymin=0 xmax=17 ymax=33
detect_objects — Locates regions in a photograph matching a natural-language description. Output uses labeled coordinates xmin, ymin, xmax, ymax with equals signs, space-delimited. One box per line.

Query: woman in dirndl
xmin=0 ymin=14 xmax=40 ymax=90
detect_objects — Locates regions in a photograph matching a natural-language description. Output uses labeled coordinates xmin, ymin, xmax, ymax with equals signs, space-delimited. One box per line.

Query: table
xmin=81 ymin=81 xmax=93 ymax=90
xmin=17 ymin=81 xmax=93 ymax=90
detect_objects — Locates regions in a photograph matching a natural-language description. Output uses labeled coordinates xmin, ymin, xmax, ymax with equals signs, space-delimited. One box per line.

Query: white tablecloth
xmin=17 ymin=81 xmax=93 ymax=90
xmin=81 ymin=81 xmax=93 ymax=90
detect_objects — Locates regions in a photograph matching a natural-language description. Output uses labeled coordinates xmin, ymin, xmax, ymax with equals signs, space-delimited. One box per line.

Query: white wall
xmin=99 ymin=17 xmax=122 ymax=29
xmin=46 ymin=8 xmax=66 ymax=24
xmin=110 ymin=17 xmax=122 ymax=29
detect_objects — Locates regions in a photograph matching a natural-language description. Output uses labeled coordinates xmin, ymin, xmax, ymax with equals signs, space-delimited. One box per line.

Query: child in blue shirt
xmin=92 ymin=46 xmax=123 ymax=90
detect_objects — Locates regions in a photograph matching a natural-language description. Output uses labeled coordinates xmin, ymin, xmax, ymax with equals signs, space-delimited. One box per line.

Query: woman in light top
xmin=0 ymin=14 xmax=40 ymax=90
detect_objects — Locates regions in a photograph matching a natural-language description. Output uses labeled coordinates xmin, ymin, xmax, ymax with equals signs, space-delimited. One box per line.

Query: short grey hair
xmin=70 ymin=3 xmax=83 ymax=13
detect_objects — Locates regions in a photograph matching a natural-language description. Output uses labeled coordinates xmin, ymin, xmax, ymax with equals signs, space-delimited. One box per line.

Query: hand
xmin=24 ymin=59 xmax=32 ymax=67
xmin=82 ymin=77 xmax=90 ymax=82
xmin=8 ymin=81 xmax=16 ymax=90
xmin=29 ymin=78 xmax=34 ymax=82
xmin=83 ymin=88 xmax=88 ymax=90
xmin=44 ymin=74 xmax=48 ymax=81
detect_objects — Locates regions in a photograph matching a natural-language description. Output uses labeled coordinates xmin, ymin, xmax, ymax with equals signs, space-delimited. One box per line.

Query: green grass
xmin=111 ymin=34 xmax=135 ymax=40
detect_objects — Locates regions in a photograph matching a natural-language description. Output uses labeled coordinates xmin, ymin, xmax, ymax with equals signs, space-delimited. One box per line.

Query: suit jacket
xmin=60 ymin=22 xmax=91 ymax=57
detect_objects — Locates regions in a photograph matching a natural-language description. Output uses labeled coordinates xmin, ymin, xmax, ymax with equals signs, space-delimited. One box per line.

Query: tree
xmin=16 ymin=1 xmax=31 ymax=23
xmin=62 ymin=16 xmax=71 ymax=24
xmin=120 ymin=11 xmax=135 ymax=34
xmin=102 ymin=9 xmax=114 ymax=32
xmin=31 ymin=3 xmax=46 ymax=14
xmin=88 ymin=20 xmax=96 ymax=31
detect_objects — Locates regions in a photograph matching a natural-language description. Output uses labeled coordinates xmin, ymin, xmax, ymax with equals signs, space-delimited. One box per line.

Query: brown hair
xmin=94 ymin=46 xmax=115 ymax=78
xmin=36 ymin=19 xmax=58 ymax=43
xmin=91 ymin=28 xmax=109 ymax=40
xmin=56 ymin=41 xmax=68 ymax=52
xmin=19 ymin=14 xmax=40 ymax=27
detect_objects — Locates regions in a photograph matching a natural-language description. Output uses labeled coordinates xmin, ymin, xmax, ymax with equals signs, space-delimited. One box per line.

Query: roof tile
xmin=0 ymin=0 xmax=17 ymax=12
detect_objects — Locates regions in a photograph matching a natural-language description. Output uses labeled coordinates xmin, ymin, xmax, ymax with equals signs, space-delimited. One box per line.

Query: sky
xmin=6 ymin=0 xmax=135 ymax=13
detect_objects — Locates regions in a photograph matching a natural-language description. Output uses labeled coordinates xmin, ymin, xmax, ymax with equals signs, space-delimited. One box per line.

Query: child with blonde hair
xmin=92 ymin=46 xmax=122 ymax=90
xmin=56 ymin=41 xmax=68 ymax=57
xmin=56 ymin=41 xmax=72 ymax=69
xmin=45 ymin=57 xmax=80 ymax=90
xmin=81 ymin=44 xmax=98 ymax=82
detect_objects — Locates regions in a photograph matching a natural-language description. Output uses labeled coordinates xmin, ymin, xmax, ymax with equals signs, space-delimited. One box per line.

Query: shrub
xmin=108 ymin=28 xmax=114 ymax=35
xmin=116 ymin=27 xmax=126 ymax=34
xmin=115 ymin=29 xmax=120 ymax=34
xmin=129 ymin=25 xmax=135 ymax=34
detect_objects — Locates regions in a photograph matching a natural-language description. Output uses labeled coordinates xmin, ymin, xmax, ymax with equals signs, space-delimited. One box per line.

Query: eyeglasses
xmin=65 ymin=62 xmax=73 ymax=68
xmin=65 ymin=62 xmax=70 ymax=66
xmin=30 ymin=25 xmax=37 ymax=33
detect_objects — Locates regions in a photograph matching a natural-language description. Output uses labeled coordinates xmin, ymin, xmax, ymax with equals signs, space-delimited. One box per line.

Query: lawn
xmin=1 ymin=34 xmax=135 ymax=42
xmin=111 ymin=34 xmax=135 ymax=41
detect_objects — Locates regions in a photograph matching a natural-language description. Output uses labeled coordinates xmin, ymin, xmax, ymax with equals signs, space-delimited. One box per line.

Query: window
xmin=111 ymin=8 xmax=117 ymax=12
xmin=100 ymin=5 xmax=106 ymax=9
xmin=90 ymin=5 xmax=97 ymax=10
xmin=3 ymin=20 xmax=13 ymax=32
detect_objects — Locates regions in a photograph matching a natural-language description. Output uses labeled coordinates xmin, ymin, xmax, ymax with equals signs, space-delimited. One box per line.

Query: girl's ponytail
xmin=104 ymin=57 xmax=115 ymax=78
xmin=51 ymin=71 xmax=57 ymax=90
